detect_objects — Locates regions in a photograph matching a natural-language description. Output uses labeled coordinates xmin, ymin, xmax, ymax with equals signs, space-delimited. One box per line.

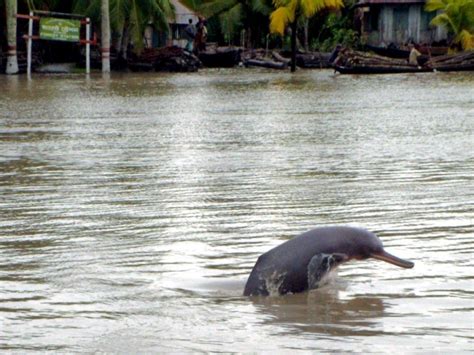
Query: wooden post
xmin=27 ymin=11 xmax=33 ymax=77
xmin=86 ymin=17 xmax=91 ymax=74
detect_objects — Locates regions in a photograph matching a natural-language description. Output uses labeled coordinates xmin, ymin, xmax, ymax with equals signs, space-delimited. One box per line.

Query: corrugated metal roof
xmin=356 ymin=0 xmax=425 ymax=5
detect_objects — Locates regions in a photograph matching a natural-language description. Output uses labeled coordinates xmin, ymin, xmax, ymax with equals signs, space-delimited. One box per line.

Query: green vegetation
xmin=269 ymin=0 xmax=343 ymax=71
xmin=2 ymin=0 xmax=352 ymax=54
xmin=194 ymin=0 xmax=272 ymax=47
xmin=425 ymin=0 xmax=474 ymax=50
xmin=2 ymin=0 xmax=354 ymax=74
xmin=310 ymin=12 xmax=358 ymax=52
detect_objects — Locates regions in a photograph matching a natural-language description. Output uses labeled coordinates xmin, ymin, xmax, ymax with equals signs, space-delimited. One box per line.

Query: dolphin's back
xmin=243 ymin=227 xmax=377 ymax=296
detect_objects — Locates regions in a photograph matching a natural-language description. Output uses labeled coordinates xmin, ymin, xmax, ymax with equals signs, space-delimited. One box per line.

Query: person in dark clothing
xmin=194 ymin=17 xmax=208 ymax=53
xmin=184 ymin=19 xmax=196 ymax=52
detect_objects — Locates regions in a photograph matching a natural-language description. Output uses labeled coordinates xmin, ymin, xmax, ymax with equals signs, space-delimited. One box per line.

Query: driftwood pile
xmin=129 ymin=46 xmax=201 ymax=72
xmin=242 ymin=49 xmax=332 ymax=69
xmin=334 ymin=48 xmax=474 ymax=74
xmin=428 ymin=51 xmax=474 ymax=71
xmin=334 ymin=49 xmax=426 ymax=73
xmin=242 ymin=49 xmax=288 ymax=69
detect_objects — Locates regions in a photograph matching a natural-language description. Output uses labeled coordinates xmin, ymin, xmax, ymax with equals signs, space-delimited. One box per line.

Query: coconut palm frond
xmin=219 ymin=2 xmax=243 ymax=37
xmin=272 ymin=0 xmax=291 ymax=9
xmin=29 ymin=0 xmax=62 ymax=11
xmin=110 ymin=0 xmax=127 ymax=31
xmin=457 ymin=29 xmax=474 ymax=50
xmin=324 ymin=0 xmax=344 ymax=10
xmin=425 ymin=0 xmax=446 ymax=12
xmin=427 ymin=0 xmax=474 ymax=50
xmin=155 ymin=0 xmax=175 ymax=19
xmin=73 ymin=0 xmax=101 ymax=20
xmin=251 ymin=0 xmax=272 ymax=15
xmin=461 ymin=1 xmax=474 ymax=31
xmin=431 ymin=12 xmax=456 ymax=32
xmin=150 ymin=0 xmax=173 ymax=32
xmin=180 ymin=0 xmax=201 ymax=10
xmin=128 ymin=0 xmax=145 ymax=53
xmin=269 ymin=5 xmax=292 ymax=35
xmin=199 ymin=0 xmax=238 ymax=18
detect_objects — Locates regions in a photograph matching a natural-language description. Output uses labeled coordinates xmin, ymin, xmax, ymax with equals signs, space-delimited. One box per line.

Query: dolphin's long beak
xmin=371 ymin=250 xmax=414 ymax=268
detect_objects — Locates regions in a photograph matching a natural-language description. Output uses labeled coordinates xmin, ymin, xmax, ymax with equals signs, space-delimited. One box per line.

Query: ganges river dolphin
xmin=243 ymin=226 xmax=414 ymax=296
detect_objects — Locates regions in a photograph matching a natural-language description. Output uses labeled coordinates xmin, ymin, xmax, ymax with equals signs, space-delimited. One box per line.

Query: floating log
xmin=272 ymin=51 xmax=291 ymax=64
xmin=198 ymin=46 xmax=241 ymax=68
xmin=278 ymin=50 xmax=332 ymax=68
xmin=427 ymin=51 xmax=474 ymax=71
xmin=295 ymin=52 xmax=332 ymax=68
xmin=241 ymin=49 xmax=288 ymax=69
xmin=365 ymin=44 xmax=409 ymax=58
xmin=244 ymin=58 xmax=287 ymax=69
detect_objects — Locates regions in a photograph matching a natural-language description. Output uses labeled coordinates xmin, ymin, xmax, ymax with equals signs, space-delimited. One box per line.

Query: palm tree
xmin=425 ymin=0 xmax=474 ymax=51
xmin=73 ymin=0 xmax=174 ymax=55
xmin=25 ymin=0 xmax=62 ymax=10
xmin=269 ymin=0 xmax=343 ymax=71
xmin=5 ymin=0 xmax=19 ymax=74
xmin=198 ymin=0 xmax=271 ymax=47
xmin=101 ymin=0 xmax=110 ymax=71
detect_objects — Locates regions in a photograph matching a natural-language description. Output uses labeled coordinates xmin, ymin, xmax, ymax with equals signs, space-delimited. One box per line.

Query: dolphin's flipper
xmin=307 ymin=253 xmax=347 ymax=290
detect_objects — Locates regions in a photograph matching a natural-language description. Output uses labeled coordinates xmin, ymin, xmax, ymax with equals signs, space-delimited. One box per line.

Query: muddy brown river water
xmin=0 ymin=69 xmax=473 ymax=352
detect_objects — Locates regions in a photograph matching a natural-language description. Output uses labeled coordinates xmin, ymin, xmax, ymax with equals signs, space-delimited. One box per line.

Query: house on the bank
xmin=356 ymin=0 xmax=448 ymax=46
xmin=144 ymin=0 xmax=199 ymax=49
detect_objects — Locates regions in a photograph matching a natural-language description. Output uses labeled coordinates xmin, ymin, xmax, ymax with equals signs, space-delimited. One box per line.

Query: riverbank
xmin=1 ymin=45 xmax=335 ymax=74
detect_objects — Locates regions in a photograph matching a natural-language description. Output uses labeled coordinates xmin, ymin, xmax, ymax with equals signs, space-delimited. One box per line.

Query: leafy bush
xmin=310 ymin=12 xmax=360 ymax=51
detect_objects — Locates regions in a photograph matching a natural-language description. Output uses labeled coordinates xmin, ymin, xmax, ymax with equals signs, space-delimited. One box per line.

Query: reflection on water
xmin=0 ymin=70 xmax=473 ymax=352
xmin=251 ymin=285 xmax=387 ymax=337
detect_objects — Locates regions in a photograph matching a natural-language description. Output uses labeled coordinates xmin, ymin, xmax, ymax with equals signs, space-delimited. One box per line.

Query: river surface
xmin=0 ymin=69 xmax=473 ymax=353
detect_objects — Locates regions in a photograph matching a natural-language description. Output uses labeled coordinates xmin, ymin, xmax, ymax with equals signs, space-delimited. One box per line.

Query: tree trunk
xmin=101 ymin=0 xmax=111 ymax=72
xmin=121 ymin=27 xmax=130 ymax=59
xmin=304 ymin=19 xmax=309 ymax=52
xmin=114 ymin=24 xmax=124 ymax=58
xmin=290 ymin=20 xmax=297 ymax=72
xmin=246 ymin=27 xmax=252 ymax=49
xmin=6 ymin=0 xmax=19 ymax=74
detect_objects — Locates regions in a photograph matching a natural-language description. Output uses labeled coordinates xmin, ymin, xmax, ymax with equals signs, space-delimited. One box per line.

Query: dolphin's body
xmin=243 ymin=226 xmax=414 ymax=296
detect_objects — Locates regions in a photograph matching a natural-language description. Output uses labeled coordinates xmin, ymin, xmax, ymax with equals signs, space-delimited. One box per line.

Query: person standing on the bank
xmin=408 ymin=44 xmax=422 ymax=66
xmin=195 ymin=17 xmax=208 ymax=53
xmin=184 ymin=19 xmax=196 ymax=52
